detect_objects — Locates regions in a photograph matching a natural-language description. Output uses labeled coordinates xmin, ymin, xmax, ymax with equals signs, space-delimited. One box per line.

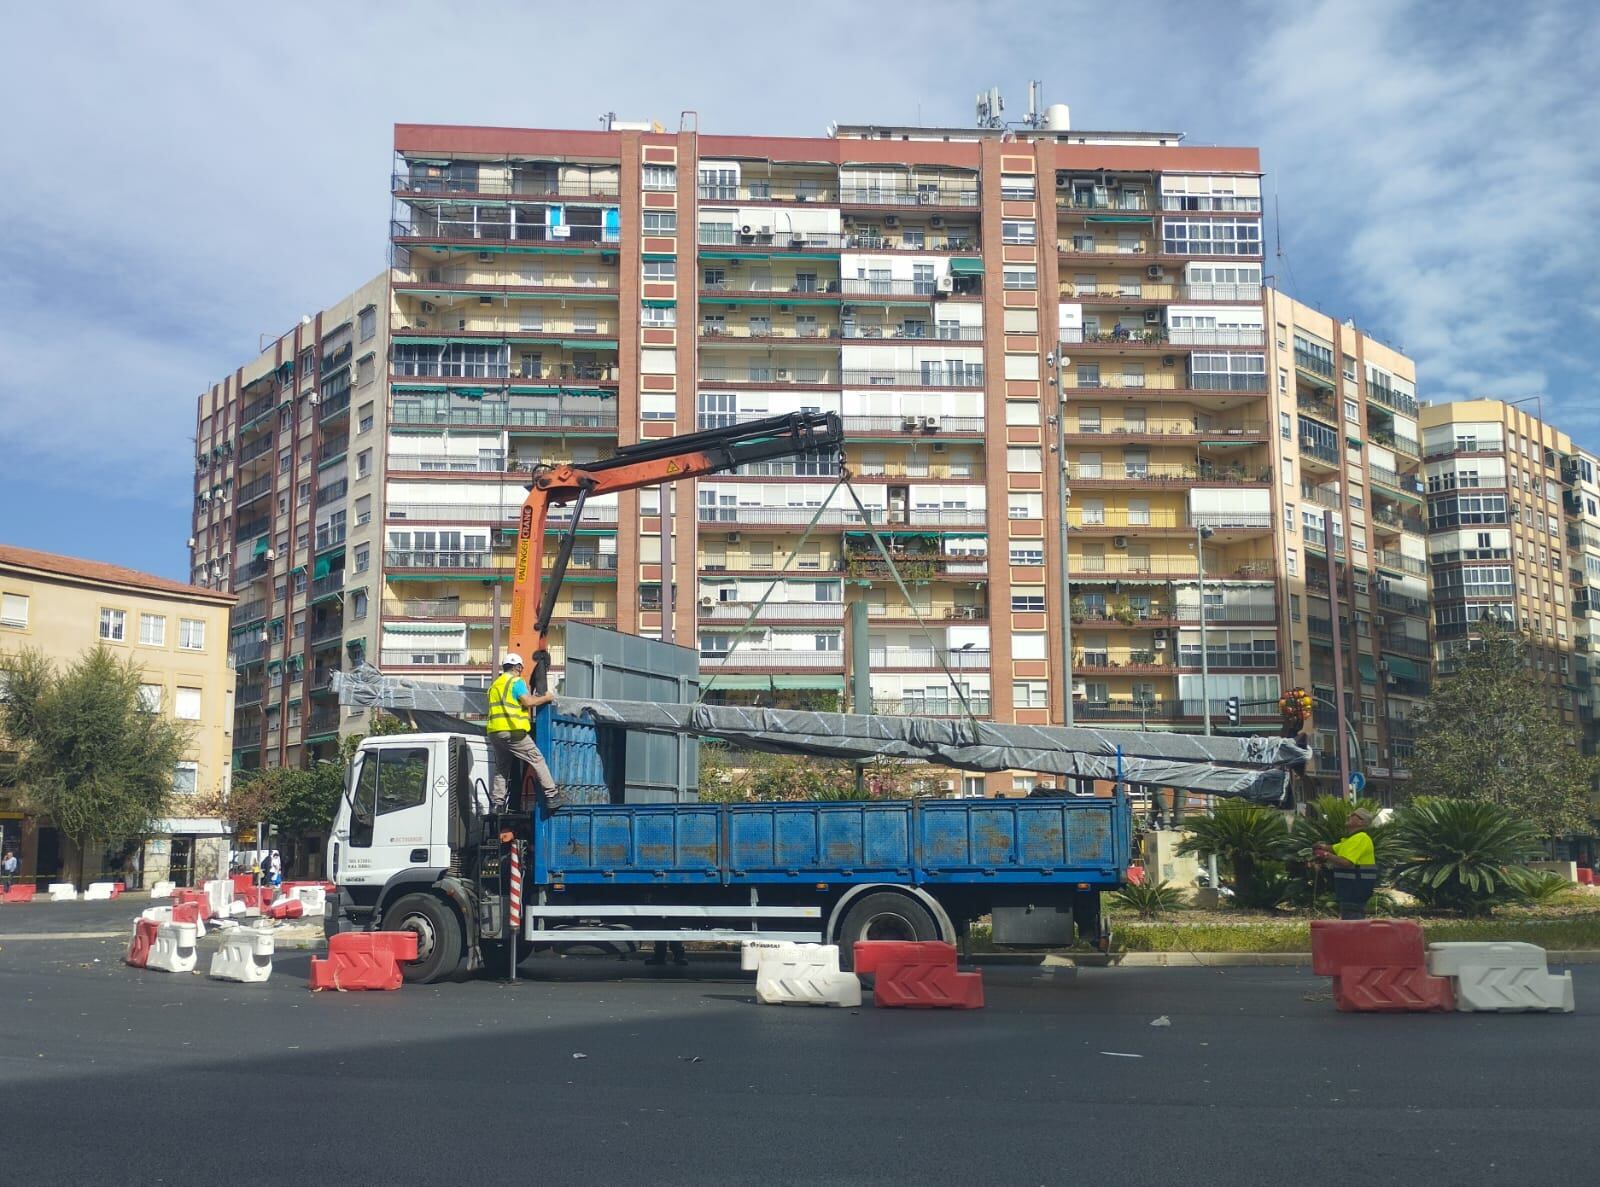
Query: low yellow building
xmin=0 ymin=545 xmax=235 ymax=887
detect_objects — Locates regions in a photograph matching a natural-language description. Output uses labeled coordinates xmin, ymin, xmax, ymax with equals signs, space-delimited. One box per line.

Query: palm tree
xmin=1177 ymin=801 xmax=1290 ymax=907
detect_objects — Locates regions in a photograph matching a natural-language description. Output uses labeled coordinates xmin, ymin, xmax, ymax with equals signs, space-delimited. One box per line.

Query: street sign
xmin=1348 ymin=771 xmax=1367 ymax=795
xmin=238 ymin=829 xmax=257 ymax=844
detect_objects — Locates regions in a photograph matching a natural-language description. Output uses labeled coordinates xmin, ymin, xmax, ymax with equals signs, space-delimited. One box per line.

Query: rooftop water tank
xmin=1043 ymin=103 xmax=1071 ymax=132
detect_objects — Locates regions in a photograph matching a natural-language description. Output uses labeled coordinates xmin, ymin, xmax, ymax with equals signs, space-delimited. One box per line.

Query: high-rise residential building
xmin=1566 ymin=445 xmax=1600 ymax=765
xmin=1265 ymin=291 xmax=1428 ymax=799
xmin=190 ymin=273 xmax=389 ymax=772
xmin=0 ymin=545 xmax=235 ymax=886
xmin=1419 ymin=399 xmax=1578 ymax=723
xmin=381 ymin=115 xmax=1277 ymax=792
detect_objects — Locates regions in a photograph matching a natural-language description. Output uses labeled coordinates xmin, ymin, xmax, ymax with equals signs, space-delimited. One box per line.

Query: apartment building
xmin=1567 ymin=446 xmax=1600 ymax=763
xmin=1265 ymin=293 xmax=1428 ymax=798
xmin=1419 ymin=399 xmax=1579 ymax=724
xmin=0 ymin=545 xmax=234 ymax=886
xmin=190 ymin=273 xmax=389 ymax=772
xmin=380 ymin=116 xmax=1278 ymax=791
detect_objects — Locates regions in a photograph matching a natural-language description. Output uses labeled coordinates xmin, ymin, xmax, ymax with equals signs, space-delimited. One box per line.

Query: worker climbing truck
xmin=324 ymin=413 xmax=1305 ymax=981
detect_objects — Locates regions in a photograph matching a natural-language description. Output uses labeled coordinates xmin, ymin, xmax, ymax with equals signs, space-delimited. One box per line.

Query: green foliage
xmin=0 ymin=646 xmax=193 ymax=885
xmin=225 ymin=731 xmax=363 ymax=835
xmin=1105 ymin=914 xmax=1600 ymax=953
xmin=1112 ymin=878 xmax=1186 ymax=919
xmin=1176 ymin=800 xmax=1291 ymax=907
xmin=1282 ymin=796 xmax=1400 ymax=911
xmin=1410 ymin=618 xmax=1599 ymax=838
xmin=1389 ymin=796 xmax=1543 ymax=915
xmin=1513 ymin=871 xmax=1578 ymax=905
xmin=697 ymin=742 xmax=941 ymax=803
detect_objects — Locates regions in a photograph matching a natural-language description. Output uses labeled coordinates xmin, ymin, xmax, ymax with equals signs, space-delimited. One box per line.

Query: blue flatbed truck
xmin=326 ymin=706 xmax=1131 ymax=982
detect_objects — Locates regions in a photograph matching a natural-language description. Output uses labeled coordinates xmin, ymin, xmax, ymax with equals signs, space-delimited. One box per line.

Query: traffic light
xmin=1279 ymin=686 xmax=1314 ymax=738
xmin=1226 ymin=695 xmax=1240 ymax=726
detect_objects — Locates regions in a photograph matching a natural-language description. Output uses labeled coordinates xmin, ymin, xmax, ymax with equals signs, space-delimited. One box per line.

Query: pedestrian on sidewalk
xmin=2 ymin=848 xmax=17 ymax=891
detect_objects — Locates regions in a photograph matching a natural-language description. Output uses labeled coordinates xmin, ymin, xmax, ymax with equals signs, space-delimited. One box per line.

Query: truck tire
xmin=384 ymin=892 xmax=463 ymax=984
xmin=835 ymin=892 xmax=938 ymax=970
xmin=1072 ymin=890 xmax=1105 ymax=949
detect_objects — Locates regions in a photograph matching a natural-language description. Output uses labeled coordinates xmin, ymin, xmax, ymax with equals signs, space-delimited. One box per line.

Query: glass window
xmin=358 ymin=307 xmax=377 ymax=341
xmin=99 ymin=608 xmax=126 ymax=641
xmin=641 ymin=165 xmax=677 ymax=190
xmin=0 ymin=592 xmax=27 ymax=628
xmin=172 ymin=761 xmax=198 ymax=794
xmin=138 ymin=613 xmax=166 ymax=646
xmin=174 ymin=687 xmax=202 ymax=720
xmin=138 ymin=683 xmax=161 ymax=712
xmin=642 ymin=211 xmax=677 ymax=233
xmin=1003 ymin=267 xmax=1037 ymax=290
xmin=643 ymin=259 xmax=676 ymax=281
xmin=179 ymin=619 xmax=205 ymax=650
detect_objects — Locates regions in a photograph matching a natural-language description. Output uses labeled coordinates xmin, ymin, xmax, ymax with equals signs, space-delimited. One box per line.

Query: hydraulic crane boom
xmin=508 ymin=410 xmax=845 ymax=690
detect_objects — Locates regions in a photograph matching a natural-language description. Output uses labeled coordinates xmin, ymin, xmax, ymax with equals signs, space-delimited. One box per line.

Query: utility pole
xmin=1048 ymin=351 xmax=1074 ymax=726
xmin=1324 ymin=508 xmax=1353 ymax=800
xmin=1196 ymin=521 xmax=1217 ymax=890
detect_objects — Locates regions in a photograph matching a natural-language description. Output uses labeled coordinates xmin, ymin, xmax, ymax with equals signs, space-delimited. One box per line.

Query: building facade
xmin=0 ymin=545 xmax=235 ymax=886
xmin=190 ymin=273 xmax=390 ymax=773
xmin=382 ymin=117 xmax=1278 ymax=792
xmin=1265 ymin=291 xmax=1428 ymax=799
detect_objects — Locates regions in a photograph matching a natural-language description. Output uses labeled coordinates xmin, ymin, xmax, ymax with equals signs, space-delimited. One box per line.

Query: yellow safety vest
xmin=486 ymin=672 xmax=531 ymax=734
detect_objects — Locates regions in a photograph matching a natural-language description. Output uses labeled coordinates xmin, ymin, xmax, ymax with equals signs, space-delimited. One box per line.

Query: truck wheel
xmin=1072 ymin=890 xmax=1103 ymax=949
xmin=384 ymin=893 xmax=463 ymax=984
xmin=835 ymin=892 xmax=938 ymax=970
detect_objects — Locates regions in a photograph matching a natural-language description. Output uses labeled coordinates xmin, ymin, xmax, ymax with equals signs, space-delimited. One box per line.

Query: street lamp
xmin=1196 ymin=523 xmax=1215 ymax=736
xmin=1047 ymin=350 xmax=1073 ymax=727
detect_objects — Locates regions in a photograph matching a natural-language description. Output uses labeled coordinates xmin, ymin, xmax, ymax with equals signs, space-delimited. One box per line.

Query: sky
xmin=1 ymin=0 xmax=1596 ymax=582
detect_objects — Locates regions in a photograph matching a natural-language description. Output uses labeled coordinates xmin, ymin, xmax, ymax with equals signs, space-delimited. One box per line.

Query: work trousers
xmin=488 ymin=730 xmax=558 ymax=811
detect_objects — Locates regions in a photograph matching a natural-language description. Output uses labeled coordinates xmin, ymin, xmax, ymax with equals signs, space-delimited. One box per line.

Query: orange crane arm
xmin=507 ymin=412 xmax=843 ymax=690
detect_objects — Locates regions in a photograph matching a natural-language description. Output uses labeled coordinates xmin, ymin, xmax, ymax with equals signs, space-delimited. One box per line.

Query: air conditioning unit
xmin=727 ymin=532 xmax=741 ymax=543
xmin=1113 ymin=535 xmax=1130 ymax=549
xmin=1378 ymin=660 xmax=1390 ymax=672
xmin=426 ymin=268 xmax=442 ymax=282
xmin=1374 ymin=615 xmax=1386 ymax=626
xmin=1144 ymin=309 xmax=1161 ymax=325
xmin=1146 ymin=265 xmax=1162 ymax=279
xmin=187 ymin=537 xmax=196 ymax=548
xmin=700 ymin=595 xmax=716 ymax=608
xmin=1153 ymin=629 xmax=1169 ymax=641
xmin=936 ymin=275 xmax=955 ymax=294
xmin=922 ymin=416 xmax=941 ymax=430
xmin=930 ymin=215 xmax=944 ymax=227
xmin=902 ymin=417 xmax=919 ymax=431
xmin=420 ymin=301 xmax=436 ymax=313
xmin=415 ymin=318 xmax=429 ymax=328
xmin=1072 ymin=680 xmax=1087 ymax=696
xmin=728 ymin=259 xmax=742 ymax=267
xmin=917 ymin=192 xmax=934 ymax=205
xmin=776 ymin=369 xmax=789 ymax=379
xmin=884 ymin=214 xmax=899 ymax=226
xmin=932 ymin=442 xmax=947 ymax=453
xmin=740 ymin=224 xmax=753 ymax=235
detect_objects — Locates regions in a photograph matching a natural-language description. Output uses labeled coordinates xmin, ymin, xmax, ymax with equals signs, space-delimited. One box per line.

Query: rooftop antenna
xmin=975 ymin=87 xmax=1004 ymax=129
xmin=1025 ymin=81 xmax=1043 ymax=128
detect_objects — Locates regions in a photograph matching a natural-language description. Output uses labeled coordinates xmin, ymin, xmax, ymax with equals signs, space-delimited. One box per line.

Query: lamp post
xmin=1048 ymin=350 xmax=1074 ymax=727
xmin=1196 ymin=523 xmax=1215 ymax=736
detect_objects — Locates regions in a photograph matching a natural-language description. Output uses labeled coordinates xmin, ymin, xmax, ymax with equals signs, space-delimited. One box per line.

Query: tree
xmin=698 ymin=742 xmax=942 ymax=803
xmin=1410 ymin=618 xmax=1599 ymax=839
xmin=1177 ymin=801 xmax=1291 ymax=908
xmin=1389 ymin=797 xmax=1542 ymax=915
xmin=0 ymin=646 xmax=193 ymax=887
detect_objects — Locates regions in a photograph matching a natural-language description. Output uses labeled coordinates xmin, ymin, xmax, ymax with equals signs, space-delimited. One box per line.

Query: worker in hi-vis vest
xmin=486 ymin=653 xmax=562 ymax=813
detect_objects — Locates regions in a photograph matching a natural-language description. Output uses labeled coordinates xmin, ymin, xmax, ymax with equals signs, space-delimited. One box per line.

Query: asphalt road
xmin=2 ymin=900 xmax=1596 ymax=1186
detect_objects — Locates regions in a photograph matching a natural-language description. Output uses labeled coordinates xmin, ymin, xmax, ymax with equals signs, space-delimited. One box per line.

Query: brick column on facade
xmin=1031 ymin=137 xmax=1069 ymax=728
xmin=673 ymin=127 xmax=700 ymax=649
xmin=614 ymin=130 xmax=644 ymax=636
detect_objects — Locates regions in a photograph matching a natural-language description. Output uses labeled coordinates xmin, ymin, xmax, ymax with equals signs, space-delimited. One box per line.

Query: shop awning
xmin=948 ymin=258 xmax=984 ymax=276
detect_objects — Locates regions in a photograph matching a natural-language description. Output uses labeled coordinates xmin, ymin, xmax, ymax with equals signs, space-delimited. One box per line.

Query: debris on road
xmin=1149 ymin=1015 xmax=1171 ymax=1027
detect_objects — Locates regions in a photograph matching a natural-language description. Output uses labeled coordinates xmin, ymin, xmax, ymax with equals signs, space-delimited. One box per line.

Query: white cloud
xmin=1248 ymin=0 xmax=1600 ymax=422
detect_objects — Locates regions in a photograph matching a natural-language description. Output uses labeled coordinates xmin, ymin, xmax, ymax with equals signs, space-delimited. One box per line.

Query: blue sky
xmin=2 ymin=0 xmax=1596 ymax=581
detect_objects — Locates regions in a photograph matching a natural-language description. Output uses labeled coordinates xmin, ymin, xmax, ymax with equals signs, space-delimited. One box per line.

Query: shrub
xmin=1389 ymin=797 xmax=1542 ymax=915
xmin=1510 ymin=870 xmax=1577 ymax=905
xmin=1177 ymin=800 xmax=1291 ymax=908
xmin=1112 ymin=878 xmax=1186 ymax=919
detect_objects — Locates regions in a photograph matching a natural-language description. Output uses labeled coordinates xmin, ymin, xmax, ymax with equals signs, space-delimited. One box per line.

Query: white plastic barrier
xmin=741 ymin=941 xmax=861 ymax=1007
xmin=140 ymin=905 xmax=174 ymax=925
xmin=149 ymin=880 xmax=175 ymax=899
xmin=48 ymin=883 xmax=78 ymax=902
xmin=84 ymin=882 xmax=117 ymax=901
xmin=146 ymin=921 xmax=198 ymax=973
xmin=209 ymin=929 xmax=275 ymax=983
xmin=1426 ymin=941 xmax=1575 ymax=1013
xmin=204 ymin=879 xmax=232 ymax=919
xmin=291 ymin=885 xmax=327 ymax=915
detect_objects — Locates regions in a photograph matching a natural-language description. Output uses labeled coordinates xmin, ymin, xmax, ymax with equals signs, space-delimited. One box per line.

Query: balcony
xmin=315 ymin=524 xmax=347 ymax=551
xmin=846 ymin=554 xmax=988 ymax=580
xmin=1294 ymin=347 xmax=1336 ymax=380
xmin=872 ymin=696 xmax=992 ymax=718
xmin=389 ymin=403 xmax=618 ymax=431
xmin=1060 ymin=328 xmax=1169 ymax=347
xmin=697 ymin=184 xmax=841 ymax=205
xmin=837 ymin=184 xmax=980 ymax=208
xmin=698 ymin=505 xmax=987 ymax=528
xmin=1073 ymin=699 xmax=1276 ymax=725
xmin=699 ymin=602 xmax=846 ymax=623
xmin=1067 ymin=462 xmax=1272 ymax=487
xmin=1378 ymin=589 xmax=1429 ymax=617
xmin=698 ymin=228 xmax=847 ymax=249
xmin=1367 ymin=382 xmax=1419 ymax=417
xmin=1370 ymin=467 xmax=1425 ymax=496
xmin=700 ymin=325 xmax=844 ymax=342
xmin=235 ymin=475 xmax=273 ymax=508
xmin=385 ymin=549 xmax=506 ymax=573
xmin=318 ymin=388 xmax=351 ymax=422
xmin=390 ymin=218 xmax=620 ymax=246
xmin=237 ymin=435 xmax=274 ymax=466
xmin=1375 ymin=550 xmax=1429 ymax=577
xmin=230 ymin=598 xmax=268 ymax=627
xmin=1065 ymin=420 xmax=1267 ymax=443
xmin=838 ymin=368 xmax=984 ymax=389
xmin=843 ymin=234 xmax=978 ymax=254
xmin=1069 ymin=509 xmax=1275 ymax=531
xmin=306 ymin=708 xmax=341 ymax=738
xmin=393 ymin=266 xmax=620 ymax=294
xmin=233 ymin=725 xmax=262 ymax=749
xmin=1370 ymin=427 xmax=1421 ymax=457
xmin=237 ymin=391 xmax=277 ymax=427
xmin=1060 ymin=282 xmax=1263 ymax=304
xmin=1297 ymin=389 xmax=1339 ymax=422
xmin=311 ymin=619 xmax=344 ymax=647
xmin=869 ymin=648 xmax=992 ymax=670
xmin=317 ymin=478 xmax=348 ymax=503
xmin=385 ymin=503 xmax=619 ymax=526
xmin=701 ymin=651 xmax=844 ymax=669
xmin=1074 ymin=556 xmax=1276 ymax=581
xmin=317 ymin=438 xmax=348 ymax=465
xmin=840 ymin=325 xmax=984 ymax=342
xmin=236 ymin=683 xmax=264 ymax=707
xmin=1372 ymin=507 xmax=1426 ymax=534
xmin=842 ymin=414 xmax=985 ymax=435
xmin=838 ymin=278 xmax=972 ymax=299
xmin=699 ymin=368 xmax=840 ymax=388
xmin=230 ymin=638 xmax=267 ymax=667
xmin=393 ymin=171 xmax=621 ymax=199
xmin=386 ymin=453 xmax=507 ymax=474
xmin=1381 ymin=633 xmax=1432 ymax=659
xmin=1299 ymin=438 xmax=1342 ymax=467
xmin=700 ymin=280 xmax=842 ymax=299
xmin=1072 ymin=604 xmax=1277 ymax=627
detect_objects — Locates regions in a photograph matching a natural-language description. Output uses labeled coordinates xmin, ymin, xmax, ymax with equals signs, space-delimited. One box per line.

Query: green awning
xmin=1357 ymin=655 xmax=1377 ymax=682
xmin=1085 ymin=215 xmax=1154 ymax=224
xmin=1385 ymin=655 xmax=1421 ymax=680
xmin=642 ymin=298 xmax=677 ymax=308
xmin=313 ymin=556 xmax=332 ymax=579
xmin=253 ymin=536 xmax=269 ymax=557
xmin=384 ymin=622 xmax=465 ymax=635
xmin=1346 ymin=436 xmax=1364 ymax=449
xmin=948 ymin=258 xmax=984 ymax=276
xmin=705 ymin=674 xmax=846 ymax=691
xmin=290 ymin=565 xmax=306 ymax=576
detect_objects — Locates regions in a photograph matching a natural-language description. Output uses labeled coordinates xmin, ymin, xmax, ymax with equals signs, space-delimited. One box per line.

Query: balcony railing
xmin=699 ymin=368 xmax=840 ymax=386
xmin=838 ymin=185 xmax=980 ymax=207
xmin=393 ymin=266 xmax=619 ymax=292
xmin=1067 ymin=462 xmax=1271 ymax=485
xmin=1074 ymin=557 xmax=1276 ymax=580
xmin=700 ymin=280 xmax=842 ymax=297
xmin=385 ymin=549 xmax=504 ymax=571
xmin=317 ymin=438 xmax=348 ymax=464
xmin=237 ymin=435 xmax=274 ymax=465
xmin=231 ymin=598 xmax=268 ymax=626
xmin=838 ymin=368 xmax=984 ymax=388
xmin=317 ymin=479 xmax=348 ymax=503
xmin=306 ymin=709 xmax=341 ymax=737
xmin=699 ymin=602 xmax=846 ymax=623
xmin=391 ymin=218 xmax=621 ymax=245
xmin=1166 ymin=328 xmax=1265 ymax=347
xmin=1370 ymin=428 xmax=1421 ymax=457
xmin=235 ymin=475 xmax=273 ymax=507
xmin=1370 ymin=467 xmax=1425 ymax=496
xmin=844 ymin=235 xmax=978 ymax=253
xmin=386 ymin=454 xmax=507 ymax=474
xmin=1375 ymin=549 xmax=1429 ymax=576
xmin=698 ymin=228 xmax=847 ymax=249
xmin=1070 ymin=509 xmax=1275 ymax=530
xmin=1067 ymin=420 xmax=1267 ymax=440
xmin=311 ymin=620 xmax=344 ymax=647
xmin=318 ymin=388 xmax=351 ymax=422
xmin=1372 ymin=508 xmax=1427 ymax=534
xmin=846 ymin=556 xmax=989 ymax=580
xmin=230 ymin=638 xmax=267 ymax=666
xmin=1294 ymin=347 xmax=1335 ymax=378
xmin=389 ymin=404 xmax=619 ymax=430
xmin=315 ymin=525 xmax=347 ymax=551
xmin=840 ymin=325 xmax=984 ymax=342
xmin=698 ymin=506 xmax=987 ymax=527
xmin=868 ymin=648 xmax=991 ymax=670
xmin=1378 ymin=590 xmax=1429 ymax=616
xmin=1060 ymin=328 xmax=1168 ymax=346
xmin=871 ymin=696 xmax=992 ymax=718
xmin=842 ymin=414 xmax=985 ymax=434
xmin=233 ymin=724 xmax=262 ymax=748
xmin=697 ymin=185 xmax=842 ymax=205
xmin=386 ymin=503 xmax=619 ymax=525
xmin=236 ymin=683 xmax=264 ymax=707
xmin=392 ymin=317 xmax=619 ymax=341
xmin=1300 ymin=438 xmax=1341 ymax=466
xmin=701 ymin=325 xmax=843 ymax=341
xmin=394 ymin=171 xmax=621 ymax=198
xmin=310 ymin=572 xmax=344 ymax=601
xmin=837 ymin=279 xmax=948 ymax=298
xmin=1381 ymin=633 xmax=1432 ymax=659
xmin=1367 ymin=383 xmax=1419 ymax=417
xmin=701 ymin=651 xmax=843 ymax=669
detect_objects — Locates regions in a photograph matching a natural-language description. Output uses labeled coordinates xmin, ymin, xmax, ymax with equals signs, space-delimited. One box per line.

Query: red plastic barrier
xmin=172 ymin=888 xmax=207 ymax=916
xmin=1309 ymin=919 xmax=1425 ymax=976
xmin=125 ymin=919 xmax=158 ymax=968
xmin=3 ymin=885 xmax=36 ymax=903
xmin=1125 ymin=864 xmax=1147 ymax=886
xmin=308 ymin=931 xmax=418 ymax=992
xmin=268 ymin=899 xmax=305 ymax=920
xmin=231 ymin=874 xmax=254 ymax=896
xmin=110 ymin=882 xmax=124 ymax=898
xmin=1333 ymin=964 xmax=1455 ymax=1013
xmin=1578 ymin=868 xmax=1595 ymax=886
xmin=853 ymin=940 xmax=984 ymax=1009
xmin=170 ymin=900 xmax=201 ymax=926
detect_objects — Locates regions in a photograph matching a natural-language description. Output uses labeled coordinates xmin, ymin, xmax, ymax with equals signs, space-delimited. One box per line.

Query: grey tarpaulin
xmin=560 ymin=699 xmax=1307 ymax=802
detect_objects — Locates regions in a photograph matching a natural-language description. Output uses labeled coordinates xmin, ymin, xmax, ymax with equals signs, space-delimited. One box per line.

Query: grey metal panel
xmin=561 ymin=623 xmax=700 ymax=803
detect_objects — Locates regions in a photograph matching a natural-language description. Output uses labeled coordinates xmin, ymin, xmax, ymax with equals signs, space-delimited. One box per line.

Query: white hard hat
xmin=501 ymin=652 xmax=525 ymax=668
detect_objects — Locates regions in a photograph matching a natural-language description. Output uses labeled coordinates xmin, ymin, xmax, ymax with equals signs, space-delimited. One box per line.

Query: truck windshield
xmin=347 ymin=747 xmax=429 ymax=848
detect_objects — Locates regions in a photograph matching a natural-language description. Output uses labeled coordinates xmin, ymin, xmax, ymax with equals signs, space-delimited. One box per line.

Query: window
xmin=138 ymin=613 xmax=166 ymax=646
xmin=358 ymin=307 xmax=377 ymax=342
xmin=642 ymin=304 xmax=675 ymax=328
xmin=1001 ymin=219 xmax=1036 ymax=245
xmin=1000 ymin=174 xmax=1036 ymax=200
xmin=1012 ymin=632 xmax=1047 ymax=660
xmin=298 ymin=479 xmax=312 ymax=505
xmin=179 ymin=618 xmax=205 ymax=650
xmin=138 ymin=683 xmax=161 ymax=713
xmin=354 ymin=545 xmax=370 ymax=574
xmin=357 ymin=356 xmax=376 ymax=387
xmin=1010 ymin=544 xmax=1045 ymax=566
xmin=358 ymin=402 xmax=375 ymax=434
xmin=351 ymin=589 xmax=368 ymax=620
xmin=1009 ymin=492 xmax=1042 ymax=519
xmin=1286 ymin=548 xmax=1298 ymax=576
xmin=1161 ymin=217 xmax=1262 ymax=256
xmin=1013 ymin=680 xmax=1048 ymax=709
xmin=641 ymin=165 xmax=677 ymax=190
xmin=99 ymin=608 xmax=126 ymax=641
xmin=1344 ymin=398 xmax=1359 ymax=423
xmin=1012 ymin=589 xmax=1046 ymax=612
xmin=1007 ymin=447 xmax=1042 ymax=473
xmin=172 ymin=761 xmax=198 ymax=795
xmin=643 ymin=259 xmax=676 ymax=281
xmin=174 ymin=687 xmax=202 ymax=721
xmin=1 ymin=593 xmax=28 ymax=628
xmin=1003 ymin=267 xmax=1037 ymax=290
xmin=642 ymin=210 xmax=677 ymax=233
